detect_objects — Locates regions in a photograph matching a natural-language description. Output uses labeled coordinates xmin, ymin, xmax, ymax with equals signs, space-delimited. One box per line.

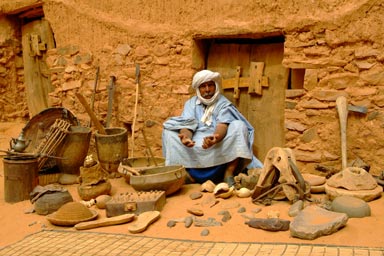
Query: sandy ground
xmin=0 ymin=122 xmax=384 ymax=249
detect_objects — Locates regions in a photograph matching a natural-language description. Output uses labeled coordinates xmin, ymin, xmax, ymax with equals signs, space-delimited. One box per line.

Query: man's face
xmin=198 ymin=81 xmax=216 ymax=99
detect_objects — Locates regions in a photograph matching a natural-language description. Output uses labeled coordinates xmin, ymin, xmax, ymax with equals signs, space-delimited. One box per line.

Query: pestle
xmin=75 ymin=93 xmax=107 ymax=135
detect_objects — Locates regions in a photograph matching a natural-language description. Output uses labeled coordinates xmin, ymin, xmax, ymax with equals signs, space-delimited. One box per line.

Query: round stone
xmin=331 ymin=195 xmax=371 ymax=218
xmin=95 ymin=194 xmax=112 ymax=209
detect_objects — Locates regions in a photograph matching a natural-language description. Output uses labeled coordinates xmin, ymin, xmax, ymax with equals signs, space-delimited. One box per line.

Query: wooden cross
xmin=222 ymin=62 xmax=269 ymax=99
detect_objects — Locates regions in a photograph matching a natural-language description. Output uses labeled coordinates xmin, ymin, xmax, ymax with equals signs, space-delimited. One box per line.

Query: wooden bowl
xmin=129 ymin=165 xmax=186 ymax=195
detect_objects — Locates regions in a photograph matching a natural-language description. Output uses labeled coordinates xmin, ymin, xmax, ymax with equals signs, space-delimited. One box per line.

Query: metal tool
xmin=141 ymin=128 xmax=158 ymax=166
xmin=106 ymin=75 xmax=116 ymax=128
xmin=336 ymin=96 xmax=367 ymax=170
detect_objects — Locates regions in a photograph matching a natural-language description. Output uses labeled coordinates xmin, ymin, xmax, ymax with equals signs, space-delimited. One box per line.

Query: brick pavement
xmin=0 ymin=230 xmax=383 ymax=256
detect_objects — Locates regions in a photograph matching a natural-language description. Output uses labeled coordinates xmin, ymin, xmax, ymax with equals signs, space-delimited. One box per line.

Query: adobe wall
xmin=0 ymin=0 xmax=383 ymax=174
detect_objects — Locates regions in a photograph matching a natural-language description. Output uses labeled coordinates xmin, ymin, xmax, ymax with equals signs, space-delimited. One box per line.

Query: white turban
xmin=192 ymin=70 xmax=221 ymax=106
xmin=192 ymin=70 xmax=222 ymax=126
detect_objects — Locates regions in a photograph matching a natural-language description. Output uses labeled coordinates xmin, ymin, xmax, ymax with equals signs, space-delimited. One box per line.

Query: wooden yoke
xmin=222 ymin=62 xmax=269 ymax=97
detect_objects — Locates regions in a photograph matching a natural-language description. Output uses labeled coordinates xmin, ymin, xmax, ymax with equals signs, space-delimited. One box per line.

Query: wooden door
xmin=207 ymin=41 xmax=289 ymax=161
xmin=22 ymin=18 xmax=55 ymax=118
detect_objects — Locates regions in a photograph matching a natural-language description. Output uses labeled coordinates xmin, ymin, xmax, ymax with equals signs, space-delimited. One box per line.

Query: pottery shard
xmin=190 ymin=192 xmax=203 ymax=200
xmin=245 ymin=218 xmax=290 ymax=232
xmin=200 ymin=194 xmax=219 ymax=208
xmin=290 ymin=205 xmax=348 ymax=240
xmin=201 ymin=180 xmax=215 ymax=193
xmin=187 ymin=207 xmax=204 ymax=216
xmin=327 ymin=167 xmax=377 ymax=191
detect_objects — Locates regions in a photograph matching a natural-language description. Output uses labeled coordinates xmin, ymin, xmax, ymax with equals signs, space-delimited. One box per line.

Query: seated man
xmin=162 ymin=69 xmax=263 ymax=187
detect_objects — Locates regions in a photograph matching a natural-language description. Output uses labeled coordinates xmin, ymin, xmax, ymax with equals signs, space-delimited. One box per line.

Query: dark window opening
xmin=287 ymin=68 xmax=305 ymax=89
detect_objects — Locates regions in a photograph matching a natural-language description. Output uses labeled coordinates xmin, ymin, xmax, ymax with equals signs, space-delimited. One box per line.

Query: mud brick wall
xmin=0 ymin=38 xmax=28 ymax=121
xmin=45 ymin=40 xmax=193 ymax=157
xmin=282 ymin=3 xmax=384 ymax=174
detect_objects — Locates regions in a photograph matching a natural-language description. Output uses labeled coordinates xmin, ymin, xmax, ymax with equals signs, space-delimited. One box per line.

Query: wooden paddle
xmin=74 ymin=213 xmax=135 ymax=230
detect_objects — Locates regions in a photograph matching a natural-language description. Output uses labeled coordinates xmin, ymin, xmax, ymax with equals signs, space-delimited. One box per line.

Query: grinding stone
xmin=325 ymin=183 xmax=382 ymax=202
xmin=331 ymin=196 xmax=371 ymax=218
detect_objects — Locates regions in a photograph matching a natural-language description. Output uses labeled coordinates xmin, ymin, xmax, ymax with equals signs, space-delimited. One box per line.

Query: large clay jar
xmin=56 ymin=126 xmax=91 ymax=175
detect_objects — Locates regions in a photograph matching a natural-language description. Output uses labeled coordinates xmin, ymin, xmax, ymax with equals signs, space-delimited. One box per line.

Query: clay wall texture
xmin=1 ymin=0 xmax=384 ymax=174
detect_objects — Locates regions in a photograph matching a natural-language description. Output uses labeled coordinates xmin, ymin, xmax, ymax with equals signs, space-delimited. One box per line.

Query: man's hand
xmin=178 ymin=133 xmax=195 ymax=147
xmin=202 ymin=134 xmax=219 ymax=149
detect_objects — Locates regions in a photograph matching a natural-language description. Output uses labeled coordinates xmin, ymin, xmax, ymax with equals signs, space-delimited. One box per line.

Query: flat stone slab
xmin=327 ymin=167 xmax=377 ymax=190
xmin=245 ymin=218 xmax=290 ymax=231
xmin=325 ymin=184 xmax=382 ymax=202
xmin=302 ymin=173 xmax=326 ymax=186
xmin=290 ymin=205 xmax=348 ymax=240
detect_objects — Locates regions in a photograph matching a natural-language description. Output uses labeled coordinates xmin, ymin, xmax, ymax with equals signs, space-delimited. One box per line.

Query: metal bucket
xmin=3 ymin=157 xmax=39 ymax=203
xmin=95 ymin=127 xmax=128 ymax=174
xmin=56 ymin=126 xmax=91 ymax=175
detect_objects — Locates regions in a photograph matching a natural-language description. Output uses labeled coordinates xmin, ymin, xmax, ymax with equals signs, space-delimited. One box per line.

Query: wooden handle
xmin=131 ymin=64 xmax=140 ymax=157
xmin=75 ymin=93 xmax=106 ymax=135
xmin=336 ymin=96 xmax=348 ymax=170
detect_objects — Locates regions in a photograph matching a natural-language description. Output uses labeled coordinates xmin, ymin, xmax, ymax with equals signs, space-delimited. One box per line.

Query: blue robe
xmin=162 ymin=94 xmax=263 ymax=183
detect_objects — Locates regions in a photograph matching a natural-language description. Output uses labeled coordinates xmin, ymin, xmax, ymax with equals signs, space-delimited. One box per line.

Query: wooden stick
xmin=75 ymin=93 xmax=106 ymax=135
xmin=131 ymin=64 xmax=140 ymax=157
xmin=88 ymin=66 xmax=100 ymax=127
xmin=336 ymin=96 xmax=348 ymax=170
